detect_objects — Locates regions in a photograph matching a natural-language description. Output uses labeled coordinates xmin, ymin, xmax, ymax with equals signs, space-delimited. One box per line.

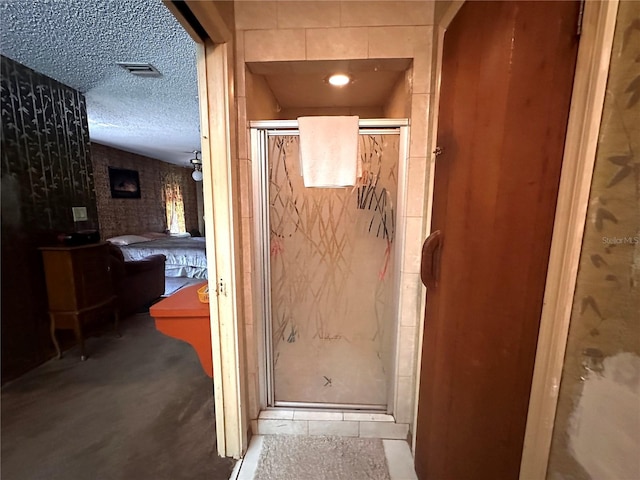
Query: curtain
xmin=162 ymin=173 xmax=186 ymax=234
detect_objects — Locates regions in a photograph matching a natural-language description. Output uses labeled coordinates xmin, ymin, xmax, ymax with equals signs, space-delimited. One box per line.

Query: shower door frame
xmin=251 ymin=119 xmax=410 ymax=412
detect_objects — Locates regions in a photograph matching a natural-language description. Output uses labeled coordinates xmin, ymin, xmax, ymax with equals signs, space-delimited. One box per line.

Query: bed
xmin=107 ymin=234 xmax=208 ymax=279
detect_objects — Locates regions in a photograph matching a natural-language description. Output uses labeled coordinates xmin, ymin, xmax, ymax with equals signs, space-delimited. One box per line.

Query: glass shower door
xmin=266 ymin=133 xmax=400 ymax=407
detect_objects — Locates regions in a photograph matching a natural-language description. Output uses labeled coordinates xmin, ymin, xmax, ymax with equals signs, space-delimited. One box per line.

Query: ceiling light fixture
xmin=190 ymin=151 xmax=203 ymax=181
xmin=328 ymin=73 xmax=351 ymax=86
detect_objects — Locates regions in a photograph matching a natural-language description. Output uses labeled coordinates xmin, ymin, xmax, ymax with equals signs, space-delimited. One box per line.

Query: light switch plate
xmin=72 ymin=206 xmax=88 ymax=222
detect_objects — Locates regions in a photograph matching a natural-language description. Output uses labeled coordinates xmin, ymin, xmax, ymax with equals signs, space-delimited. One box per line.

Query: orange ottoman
xmin=150 ymin=282 xmax=213 ymax=377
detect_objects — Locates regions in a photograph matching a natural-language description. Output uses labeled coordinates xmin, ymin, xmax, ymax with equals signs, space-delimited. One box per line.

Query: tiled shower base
xmin=252 ymin=409 xmax=409 ymax=439
xmin=273 ymin=337 xmax=389 ymax=406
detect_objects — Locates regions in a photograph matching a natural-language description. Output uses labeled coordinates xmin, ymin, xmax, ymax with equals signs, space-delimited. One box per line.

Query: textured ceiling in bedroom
xmin=0 ymin=0 xmax=200 ymax=166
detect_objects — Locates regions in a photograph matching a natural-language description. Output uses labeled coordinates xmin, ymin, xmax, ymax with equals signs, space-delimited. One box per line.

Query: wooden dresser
xmin=40 ymin=242 xmax=118 ymax=360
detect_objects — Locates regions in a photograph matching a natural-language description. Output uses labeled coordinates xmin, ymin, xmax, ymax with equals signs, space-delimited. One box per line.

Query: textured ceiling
xmin=0 ymin=0 xmax=200 ymax=166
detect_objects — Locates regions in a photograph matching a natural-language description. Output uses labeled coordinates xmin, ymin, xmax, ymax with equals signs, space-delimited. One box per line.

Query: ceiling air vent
xmin=116 ymin=62 xmax=162 ymax=77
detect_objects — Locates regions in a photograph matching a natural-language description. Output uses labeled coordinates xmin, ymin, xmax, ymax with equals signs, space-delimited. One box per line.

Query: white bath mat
xmin=253 ymin=435 xmax=390 ymax=480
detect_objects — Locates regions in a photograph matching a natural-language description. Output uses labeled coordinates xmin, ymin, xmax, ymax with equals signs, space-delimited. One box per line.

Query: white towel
xmin=298 ymin=116 xmax=359 ymax=187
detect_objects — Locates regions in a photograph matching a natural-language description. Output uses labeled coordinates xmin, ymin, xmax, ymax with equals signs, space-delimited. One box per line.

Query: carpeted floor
xmin=254 ymin=435 xmax=391 ymax=480
xmin=1 ymin=312 xmax=235 ymax=480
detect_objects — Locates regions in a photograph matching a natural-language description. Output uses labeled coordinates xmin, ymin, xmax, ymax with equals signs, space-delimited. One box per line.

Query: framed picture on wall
xmin=108 ymin=167 xmax=141 ymax=199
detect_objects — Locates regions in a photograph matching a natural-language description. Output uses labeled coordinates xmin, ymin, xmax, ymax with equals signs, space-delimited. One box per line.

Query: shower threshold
xmin=254 ymin=408 xmax=409 ymax=439
xmin=273 ymin=401 xmax=387 ymax=411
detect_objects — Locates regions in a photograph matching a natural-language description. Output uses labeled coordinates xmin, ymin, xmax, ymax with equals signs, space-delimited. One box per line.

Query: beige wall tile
xmin=368 ymin=26 xmax=415 ymax=58
xmin=400 ymin=272 xmax=423 ymax=327
xmin=306 ymin=27 xmax=368 ymax=60
xmin=309 ymin=420 xmax=359 ymax=436
xmin=356 ymin=106 xmax=386 ymax=118
xmin=239 ymin=159 xmax=252 ymax=218
xmin=281 ymin=106 xmax=351 ymax=118
xmin=412 ymin=27 xmax=434 ymax=94
xmin=359 ymin=421 xmax=409 ymax=439
xmin=237 ymin=97 xmax=249 ymax=160
xmin=243 ymin=284 xmax=254 ymax=327
xmin=394 ymin=375 xmax=415 ymax=425
xmin=293 ymin=410 xmax=343 ymax=421
xmin=413 ymin=25 xmax=436 ymax=56
xmin=412 ymin=48 xmax=433 ymax=94
xmin=245 ymin=29 xmax=306 ymax=62
xmin=402 ymin=217 xmax=425 ymax=274
xmin=281 ymin=106 xmax=384 ymax=119
xmin=259 ymin=409 xmax=294 ymax=420
xmin=405 ymin=156 xmax=427 ymax=217
xmin=257 ymin=419 xmax=308 ymax=435
xmin=246 ymin=71 xmax=282 ymax=120
xmin=409 ymin=94 xmax=430 ymax=158
xmin=384 ymin=71 xmax=411 ymax=118
xmin=397 ymin=326 xmax=417 ymax=377
xmin=277 ymin=1 xmax=341 ymax=28
xmin=343 ymin=412 xmax=395 ymax=422
xmin=236 ymin=1 xmax=277 ymax=31
xmin=340 ymin=1 xmax=434 ymax=27
xmin=235 ymin=34 xmax=246 ymax=98
xmin=245 ymin=322 xmax=257 ymax=374
xmin=248 ymin=373 xmax=259 ymax=420
xmin=241 ymin=216 xmax=254 ymax=272
xmin=413 ymin=26 xmax=433 ymax=53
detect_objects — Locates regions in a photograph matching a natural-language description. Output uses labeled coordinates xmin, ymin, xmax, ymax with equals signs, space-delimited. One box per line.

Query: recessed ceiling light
xmin=328 ymin=73 xmax=351 ymax=86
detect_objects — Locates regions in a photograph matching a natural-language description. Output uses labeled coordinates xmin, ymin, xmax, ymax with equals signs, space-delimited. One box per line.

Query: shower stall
xmin=251 ymin=119 xmax=409 ymax=412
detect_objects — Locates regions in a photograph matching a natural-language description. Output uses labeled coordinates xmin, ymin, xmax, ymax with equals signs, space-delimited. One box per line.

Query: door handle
xmin=421 ymin=230 xmax=443 ymax=289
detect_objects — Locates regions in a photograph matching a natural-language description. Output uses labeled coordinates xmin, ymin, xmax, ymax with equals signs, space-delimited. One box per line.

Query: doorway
xmin=252 ymin=120 xmax=409 ymax=411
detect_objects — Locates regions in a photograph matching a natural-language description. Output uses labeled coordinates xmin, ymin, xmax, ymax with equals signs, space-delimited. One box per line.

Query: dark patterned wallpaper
xmin=1 ymin=55 xmax=96 ymax=381
xmin=91 ymin=143 xmax=199 ymax=240
xmin=1 ymin=55 xmax=97 ymax=232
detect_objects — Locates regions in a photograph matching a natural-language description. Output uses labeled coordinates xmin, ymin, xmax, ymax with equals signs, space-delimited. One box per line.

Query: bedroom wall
xmin=91 ymin=143 xmax=199 ymax=240
xmin=546 ymin=2 xmax=640 ymax=478
xmin=1 ymin=55 xmax=97 ymax=382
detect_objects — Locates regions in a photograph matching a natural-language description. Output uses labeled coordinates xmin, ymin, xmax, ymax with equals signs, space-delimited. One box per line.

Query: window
xmin=162 ymin=173 xmax=186 ymax=234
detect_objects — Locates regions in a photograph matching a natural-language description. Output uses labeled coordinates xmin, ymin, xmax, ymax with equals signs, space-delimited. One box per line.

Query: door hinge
xmin=216 ymin=278 xmax=227 ymax=297
xmin=577 ymin=0 xmax=585 ymax=36
xmin=433 ymin=146 xmax=444 ymax=157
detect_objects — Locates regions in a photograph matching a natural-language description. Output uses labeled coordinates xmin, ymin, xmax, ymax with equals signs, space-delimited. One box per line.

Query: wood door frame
xmin=165 ymin=1 xmax=247 ymax=459
xmin=413 ymin=1 xmax=619 ymax=478
xmin=519 ymin=1 xmax=619 ymax=477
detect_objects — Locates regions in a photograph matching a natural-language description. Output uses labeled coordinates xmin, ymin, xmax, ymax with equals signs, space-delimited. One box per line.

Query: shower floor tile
xmin=273 ymin=337 xmax=387 ymax=406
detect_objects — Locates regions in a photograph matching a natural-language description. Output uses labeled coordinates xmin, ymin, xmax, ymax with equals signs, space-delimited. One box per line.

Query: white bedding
xmin=118 ymin=236 xmax=208 ymax=279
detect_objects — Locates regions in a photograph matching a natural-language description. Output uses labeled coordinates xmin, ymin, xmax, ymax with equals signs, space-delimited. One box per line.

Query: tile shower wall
xmin=1 ymin=56 xmax=95 ymax=380
xmin=546 ymin=3 xmax=640 ymax=479
xmin=92 ymin=143 xmax=199 ymax=240
xmin=234 ymin=1 xmax=436 ymax=428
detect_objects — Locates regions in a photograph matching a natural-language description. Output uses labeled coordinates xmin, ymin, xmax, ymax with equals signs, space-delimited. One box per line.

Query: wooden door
xmin=415 ymin=2 xmax=581 ymax=479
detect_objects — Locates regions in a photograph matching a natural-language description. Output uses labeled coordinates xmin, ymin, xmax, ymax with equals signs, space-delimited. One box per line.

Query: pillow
xmin=106 ymin=235 xmax=152 ymax=246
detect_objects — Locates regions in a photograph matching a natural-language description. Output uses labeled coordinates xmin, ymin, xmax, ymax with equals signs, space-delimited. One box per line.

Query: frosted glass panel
xmin=268 ymin=134 xmax=398 ymax=406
